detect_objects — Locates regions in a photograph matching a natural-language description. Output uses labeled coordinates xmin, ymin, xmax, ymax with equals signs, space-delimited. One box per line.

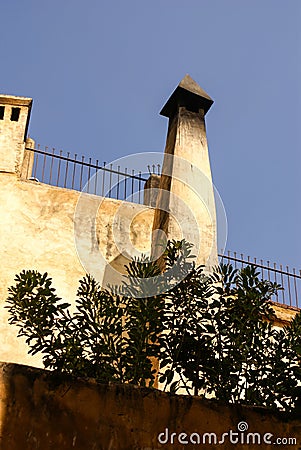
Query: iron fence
xmin=23 ymin=145 xmax=161 ymax=204
xmin=22 ymin=146 xmax=300 ymax=308
xmin=219 ymin=251 xmax=301 ymax=309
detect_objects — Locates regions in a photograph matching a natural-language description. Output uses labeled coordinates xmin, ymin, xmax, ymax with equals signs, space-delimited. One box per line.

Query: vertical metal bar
xmin=273 ymin=263 xmax=278 ymax=300
xmin=64 ymin=152 xmax=70 ymax=188
xmin=280 ymin=265 xmax=285 ymax=303
xmin=41 ymin=146 xmax=47 ymax=182
xmin=71 ymin=154 xmax=77 ymax=190
xmin=267 ymin=261 xmax=270 ymax=282
xmin=124 ymin=168 xmax=127 ymax=200
xmin=117 ymin=166 xmax=120 ymax=200
xmin=286 ymin=266 xmax=292 ymax=306
xmin=152 ymin=164 xmax=155 ymax=173
xmin=293 ymin=268 xmax=298 ymax=308
xmin=138 ymin=171 xmax=142 ymax=204
xmin=220 ymin=251 xmax=224 ymax=264
xmin=233 ymin=251 xmax=237 ymax=269
xmin=260 ymin=259 xmax=264 ymax=279
xmin=157 ymin=164 xmax=160 ymax=175
xmin=49 ymin=148 xmax=55 ymax=184
xmin=87 ymin=158 xmax=91 ymax=193
xmin=132 ymin=170 xmax=135 ymax=200
xmin=80 ymin=156 xmax=84 ymax=191
xmin=56 ymin=150 xmax=62 ymax=186
xmin=94 ymin=160 xmax=99 ymax=195
xmin=241 ymin=253 xmax=244 ymax=268
xmin=108 ymin=164 xmax=113 ymax=197
xmin=101 ymin=162 xmax=106 ymax=197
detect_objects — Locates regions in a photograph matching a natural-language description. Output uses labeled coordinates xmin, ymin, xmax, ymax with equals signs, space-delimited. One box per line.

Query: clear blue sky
xmin=1 ymin=0 xmax=300 ymax=270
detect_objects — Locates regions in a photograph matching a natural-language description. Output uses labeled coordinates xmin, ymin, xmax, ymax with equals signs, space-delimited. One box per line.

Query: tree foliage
xmin=6 ymin=240 xmax=301 ymax=411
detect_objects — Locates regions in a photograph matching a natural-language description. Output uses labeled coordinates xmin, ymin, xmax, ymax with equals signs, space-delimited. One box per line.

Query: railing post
xmin=144 ymin=174 xmax=161 ymax=207
xmin=20 ymin=137 xmax=35 ymax=179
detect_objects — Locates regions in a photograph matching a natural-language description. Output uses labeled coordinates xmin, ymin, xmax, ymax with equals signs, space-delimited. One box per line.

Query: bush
xmin=6 ymin=240 xmax=301 ymax=411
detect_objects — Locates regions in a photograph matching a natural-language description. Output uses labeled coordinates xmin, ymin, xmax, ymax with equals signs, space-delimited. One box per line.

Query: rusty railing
xmin=219 ymin=251 xmax=301 ymax=309
xmin=22 ymin=146 xmax=299 ymax=308
xmin=23 ymin=145 xmax=161 ymax=204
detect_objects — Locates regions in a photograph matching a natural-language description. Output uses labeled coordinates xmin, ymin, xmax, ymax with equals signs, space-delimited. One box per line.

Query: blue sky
xmin=1 ymin=0 xmax=300 ymax=270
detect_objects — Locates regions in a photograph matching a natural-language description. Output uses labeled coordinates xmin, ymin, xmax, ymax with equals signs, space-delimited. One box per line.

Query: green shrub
xmin=6 ymin=240 xmax=301 ymax=411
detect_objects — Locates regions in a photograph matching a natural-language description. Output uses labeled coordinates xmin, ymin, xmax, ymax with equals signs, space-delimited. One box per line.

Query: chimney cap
xmin=160 ymin=74 xmax=213 ymax=118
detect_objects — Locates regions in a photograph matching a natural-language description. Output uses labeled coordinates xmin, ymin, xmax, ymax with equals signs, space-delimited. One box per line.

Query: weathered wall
xmin=0 ymin=362 xmax=300 ymax=450
xmin=0 ymin=172 xmax=297 ymax=369
xmin=0 ymin=173 xmax=154 ymax=367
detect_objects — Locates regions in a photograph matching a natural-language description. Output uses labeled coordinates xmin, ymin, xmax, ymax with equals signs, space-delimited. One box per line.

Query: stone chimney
xmin=0 ymin=95 xmax=32 ymax=175
xmin=152 ymin=75 xmax=218 ymax=268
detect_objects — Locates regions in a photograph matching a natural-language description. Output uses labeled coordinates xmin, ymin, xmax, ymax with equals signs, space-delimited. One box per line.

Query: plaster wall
xmin=0 ymin=171 xmax=296 ymax=370
xmin=0 ymin=173 xmax=154 ymax=367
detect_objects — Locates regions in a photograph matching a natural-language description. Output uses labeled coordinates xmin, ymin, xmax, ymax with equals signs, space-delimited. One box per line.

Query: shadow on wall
xmin=0 ymin=362 xmax=301 ymax=450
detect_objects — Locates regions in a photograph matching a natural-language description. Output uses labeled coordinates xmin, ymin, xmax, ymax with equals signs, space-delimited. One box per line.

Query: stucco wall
xmin=0 ymin=362 xmax=300 ymax=450
xmin=0 ymin=170 xmax=297 ymax=371
xmin=0 ymin=173 xmax=154 ymax=367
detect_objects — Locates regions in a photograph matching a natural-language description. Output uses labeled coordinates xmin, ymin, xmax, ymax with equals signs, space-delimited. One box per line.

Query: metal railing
xmin=23 ymin=145 xmax=161 ymax=204
xmin=219 ymin=251 xmax=301 ymax=309
xmin=22 ymin=146 xmax=299 ymax=308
